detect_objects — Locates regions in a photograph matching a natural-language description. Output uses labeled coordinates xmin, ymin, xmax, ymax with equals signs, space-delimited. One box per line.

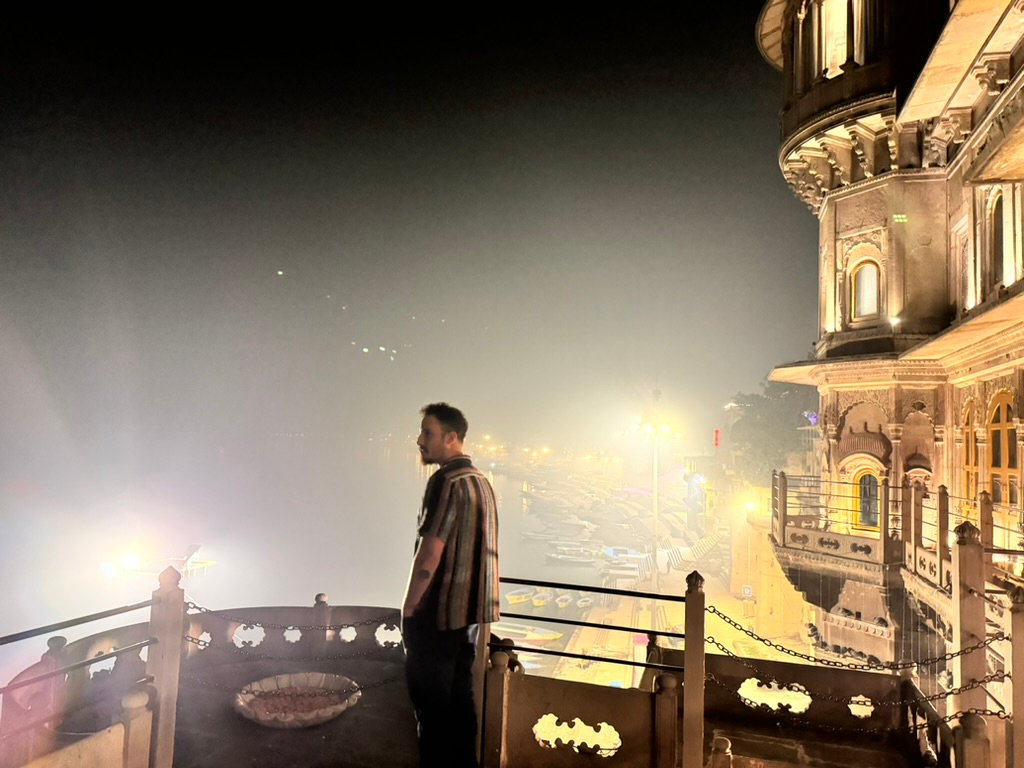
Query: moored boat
xmin=505 ymin=587 xmax=534 ymax=605
xmin=555 ymin=594 xmax=574 ymax=610
xmin=492 ymin=621 xmax=563 ymax=644
xmin=532 ymin=590 xmax=555 ymax=607
xmin=576 ymin=596 xmax=594 ymax=610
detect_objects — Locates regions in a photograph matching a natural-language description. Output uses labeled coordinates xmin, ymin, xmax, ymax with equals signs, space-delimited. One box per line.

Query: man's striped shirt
xmin=417 ymin=455 xmax=500 ymax=630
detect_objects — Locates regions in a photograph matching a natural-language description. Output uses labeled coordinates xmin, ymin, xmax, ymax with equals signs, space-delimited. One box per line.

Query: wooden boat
xmin=555 ymin=594 xmax=574 ymax=610
xmin=492 ymin=621 xmax=563 ymax=644
xmin=505 ymin=587 xmax=534 ymax=605
xmin=532 ymin=590 xmax=555 ymax=607
xmin=576 ymin=596 xmax=594 ymax=610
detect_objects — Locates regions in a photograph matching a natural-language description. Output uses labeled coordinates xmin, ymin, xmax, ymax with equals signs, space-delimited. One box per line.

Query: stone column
xmin=120 ymin=689 xmax=153 ymax=768
xmin=955 ymin=712 xmax=991 ymax=768
xmin=481 ymin=651 xmax=510 ymax=768
xmin=653 ymin=674 xmax=678 ymax=768
xmin=683 ymin=571 xmax=706 ymax=768
xmin=952 ymin=522 xmax=987 ymax=714
xmin=1008 ymin=585 xmax=1024 ymax=768
xmin=146 ymin=567 xmax=186 ymax=768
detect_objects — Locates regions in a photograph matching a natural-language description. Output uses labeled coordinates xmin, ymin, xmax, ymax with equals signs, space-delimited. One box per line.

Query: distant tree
xmin=727 ymin=380 xmax=819 ymax=487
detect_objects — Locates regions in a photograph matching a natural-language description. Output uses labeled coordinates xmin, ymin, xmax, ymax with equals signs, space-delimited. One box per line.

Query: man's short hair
xmin=421 ymin=402 xmax=469 ymax=441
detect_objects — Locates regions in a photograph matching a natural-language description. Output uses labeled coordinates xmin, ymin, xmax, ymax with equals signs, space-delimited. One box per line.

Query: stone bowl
xmin=234 ymin=671 xmax=361 ymax=729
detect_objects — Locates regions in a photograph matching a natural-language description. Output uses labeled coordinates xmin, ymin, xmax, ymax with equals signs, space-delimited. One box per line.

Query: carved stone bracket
xmin=975 ymin=55 xmax=1011 ymax=97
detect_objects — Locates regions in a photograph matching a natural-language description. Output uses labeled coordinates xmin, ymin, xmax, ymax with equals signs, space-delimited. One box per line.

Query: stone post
xmin=481 ymin=651 xmax=510 ymax=768
xmin=955 ymin=712 xmax=991 ymax=768
xmin=653 ymin=674 xmax=678 ymax=768
xmin=120 ymin=689 xmax=153 ymax=768
xmin=979 ymin=491 xmax=993 ymax=576
xmin=1009 ymin=585 xmax=1024 ymax=768
xmin=710 ymin=735 xmax=733 ymax=768
xmin=146 ymin=566 xmax=185 ymax=768
xmin=952 ymin=522 xmax=987 ymax=714
xmin=683 ymin=571 xmax=705 ymax=768
xmin=313 ymin=593 xmax=330 ymax=658
xmin=912 ymin=482 xmax=925 ymax=550
xmin=938 ymin=486 xmax=950 ymax=585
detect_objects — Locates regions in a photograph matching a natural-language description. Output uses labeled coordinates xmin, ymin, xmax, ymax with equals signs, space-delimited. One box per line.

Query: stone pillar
xmin=683 ymin=571 xmax=706 ymax=768
xmin=976 ymin=428 xmax=989 ymax=505
xmin=653 ymin=674 xmax=678 ymax=768
xmin=710 ymin=735 xmax=733 ymax=768
xmin=955 ymin=712 xmax=991 ymax=768
xmin=1009 ymin=585 xmax=1024 ymax=768
xmin=313 ymin=593 xmax=330 ymax=657
xmin=938 ymin=486 xmax=950 ymax=587
xmin=774 ymin=472 xmax=788 ymax=543
xmin=120 ymin=689 xmax=153 ymax=768
xmin=146 ymin=567 xmax=186 ymax=768
xmin=794 ymin=7 xmax=807 ymax=96
xmin=842 ymin=0 xmax=858 ymax=71
xmin=979 ymin=491 xmax=994 ymax=577
xmin=481 ymin=651 xmax=510 ymax=768
xmin=952 ymin=522 xmax=987 ymax=714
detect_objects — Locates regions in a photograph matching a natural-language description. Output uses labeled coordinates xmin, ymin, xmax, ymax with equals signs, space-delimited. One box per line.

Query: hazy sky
xmin=1 ymin=9 xmax=818 ymax=627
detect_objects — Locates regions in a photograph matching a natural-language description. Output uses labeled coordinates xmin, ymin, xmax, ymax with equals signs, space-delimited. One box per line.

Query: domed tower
xmin=758 ymin=0 xmax=1024 ymax=680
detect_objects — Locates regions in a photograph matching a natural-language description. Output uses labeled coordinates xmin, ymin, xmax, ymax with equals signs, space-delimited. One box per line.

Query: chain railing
xmin=706 ymin=604 xmax=1007 ymax=671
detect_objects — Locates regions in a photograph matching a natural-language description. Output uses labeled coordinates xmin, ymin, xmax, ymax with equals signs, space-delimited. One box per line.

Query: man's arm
xmin=403 ymin=534 xmax=444 ymax=617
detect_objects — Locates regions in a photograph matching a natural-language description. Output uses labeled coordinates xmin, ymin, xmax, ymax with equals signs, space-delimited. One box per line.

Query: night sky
xmin=1 ymin=8 xmax=817 ymax=633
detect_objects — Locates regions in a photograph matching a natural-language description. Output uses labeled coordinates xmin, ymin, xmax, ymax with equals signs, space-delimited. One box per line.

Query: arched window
xmin=963 ymin=403 xmax=978 ymax=502
xmin=991 ymin=192 xmax=1004 ymax=290
xmin=989 ymin=393 xmax=1019 ymax=507
xmin=855 ymin=471 xmax=879 ymax=528
xmin=851 ymin=261 xmax=879 ymax=319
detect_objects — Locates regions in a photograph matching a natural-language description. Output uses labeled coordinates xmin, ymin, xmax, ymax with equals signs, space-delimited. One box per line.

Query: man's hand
xmin=403 ymin=535 xmax=444 ymax=616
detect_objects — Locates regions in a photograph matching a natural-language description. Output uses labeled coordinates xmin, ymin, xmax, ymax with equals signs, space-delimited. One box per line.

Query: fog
xmin=1 ymin=10 xmax=818 ymax=672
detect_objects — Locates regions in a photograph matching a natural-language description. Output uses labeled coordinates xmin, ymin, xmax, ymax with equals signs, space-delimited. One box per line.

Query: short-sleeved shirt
xmin=416 ymin=454 xmax=499 ymax=630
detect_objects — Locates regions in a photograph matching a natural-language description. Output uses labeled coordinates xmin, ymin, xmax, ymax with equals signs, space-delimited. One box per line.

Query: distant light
xmin=378 ymin=346 xmax=386 ymax=352
xmin=892 ymin=213 xmax=908 ymax=223
xmin=326 ymin=294 xmax=331 ymax=299
xmin=276 ymin=270 xmax=285 ymax=276
xmin=390 ymin=356 xmax=395 ymax=361
xmin=120 ymin=552 xmax=140 ymax=570
xmin=391 ymin=349 xmax=397 ymax=354
xmin=362 ymin=347 xmax=369 ymax=353
xmin=889 ymin=316 xmax=901 ymax=328
xmin=745 ymin=501 xmax=756 ymax=511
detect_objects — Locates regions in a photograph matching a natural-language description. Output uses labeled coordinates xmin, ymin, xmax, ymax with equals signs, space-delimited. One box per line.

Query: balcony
xmin=0 ymin=565 xmax=1011 ymax=768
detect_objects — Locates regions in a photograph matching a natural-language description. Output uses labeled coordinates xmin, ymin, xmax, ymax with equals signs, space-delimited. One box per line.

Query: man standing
xmin=403 ymin=402 xmax=499 ymax=768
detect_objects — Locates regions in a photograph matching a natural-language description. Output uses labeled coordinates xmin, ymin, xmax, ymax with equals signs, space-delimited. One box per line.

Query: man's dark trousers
xmin=403 ymin=612 xmax=480 ymax=768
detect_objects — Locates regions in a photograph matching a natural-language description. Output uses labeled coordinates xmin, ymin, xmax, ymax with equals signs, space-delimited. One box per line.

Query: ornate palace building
xmin=760 ymin=0 xmax=1024 ymax=691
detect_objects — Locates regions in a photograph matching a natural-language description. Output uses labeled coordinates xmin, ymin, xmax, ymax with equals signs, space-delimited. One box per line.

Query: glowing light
xmin=120 ymin=552 xmax=140 ymax=570
xmin=276 ymin=270 xmax=284 ymax=276
xmin=889 ymin=316 xmax=901 ymax=328
xmin=892 ymin=213 xmax=908 ymax=223
xmin=378 ymin=346 xmax=386 ymax=352
xmin=362 ymin=347 xmax=369 ymax=353
xmin=745 ymin=501 xmax=756 ymax=511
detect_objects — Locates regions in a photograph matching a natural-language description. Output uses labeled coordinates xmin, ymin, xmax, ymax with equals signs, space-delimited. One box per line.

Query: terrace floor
xmin=173 ymin=655 xmax=419 ymax=768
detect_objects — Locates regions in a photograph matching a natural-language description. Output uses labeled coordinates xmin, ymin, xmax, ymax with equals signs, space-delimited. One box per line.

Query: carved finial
xmin=655 ymin=674 xmax=678 ymax=693
xmin=314 ymin=593 xmax=329 ymax=605
xmin=46 ymin=636 xmax=68 ymax=652
xmin=954 ymin=520 xmax=981 ymax=543
xmin=686 ymin=570 xmax=705 ymax=592
xmin=158 ymin=566 xmax=182 ymax=588
xmin=1008 ymin=585 xmax=1024 ymax=605
xmin=490 ymin=650 xmax=511 ymax=670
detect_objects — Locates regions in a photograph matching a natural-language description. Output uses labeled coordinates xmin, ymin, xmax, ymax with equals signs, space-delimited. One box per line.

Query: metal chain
xmin=185 ymin=602 xmax=400 ymax=631
xmin=705 ymin=605 xmax=1006 ymax=671
xmin=704 ymin=637 xmax=1008 ymax=707
xmin=183 ymin=634 xmax=401 ymax=661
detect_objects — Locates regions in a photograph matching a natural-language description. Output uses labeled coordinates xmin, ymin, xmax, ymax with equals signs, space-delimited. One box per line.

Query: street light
xmin=630 ymin=417 xmax=680 ymax=594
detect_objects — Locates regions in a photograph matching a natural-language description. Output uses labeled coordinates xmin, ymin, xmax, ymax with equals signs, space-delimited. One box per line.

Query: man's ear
xmin=444 ymin=431 xmax=458 ymax=447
